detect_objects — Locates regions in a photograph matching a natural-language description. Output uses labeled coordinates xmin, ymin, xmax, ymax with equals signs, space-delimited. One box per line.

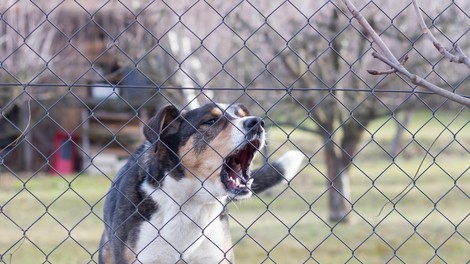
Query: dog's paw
xmin=274 ymin=150 xmax=304 ymax=182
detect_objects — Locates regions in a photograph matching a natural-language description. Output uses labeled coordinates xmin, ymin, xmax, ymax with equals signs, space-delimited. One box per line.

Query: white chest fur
xmin=135 ymin=177 xmax=231 ymax=264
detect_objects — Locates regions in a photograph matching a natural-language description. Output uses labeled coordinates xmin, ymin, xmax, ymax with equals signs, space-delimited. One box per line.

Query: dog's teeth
xmin=229 ymin=177 xmax=236 ymax=186
xmin=247 ymin=178 xmax=253 ymax=186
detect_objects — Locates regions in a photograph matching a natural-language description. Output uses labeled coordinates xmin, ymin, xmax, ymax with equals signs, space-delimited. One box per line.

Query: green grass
xmin=0 ymin=174 xmax=109 ymax=263
xmin=1 ymin=109 xmax=469 ymax=263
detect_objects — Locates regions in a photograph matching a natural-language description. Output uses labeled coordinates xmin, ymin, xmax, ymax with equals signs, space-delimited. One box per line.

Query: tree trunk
xmin=323 ymin=118 xmax=366 ymax=223
xmin=391 ymin=111 xmax=412 ymax=157
xmin=324 ymin=138 xmax=351 ymax=223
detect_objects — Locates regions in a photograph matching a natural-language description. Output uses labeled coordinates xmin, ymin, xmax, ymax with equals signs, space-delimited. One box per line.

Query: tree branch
xmin=341 ymin=0 xmax=470 ymax=107
xmin=411 ymin=0 xmax=470 ymax=68
xmin=453 ymin=43 xmax=470 ymax=67
xmin=367 ymin=54 xmax=409 ymax=75
xmin=371 ymin=52 xmax=470 ymax=106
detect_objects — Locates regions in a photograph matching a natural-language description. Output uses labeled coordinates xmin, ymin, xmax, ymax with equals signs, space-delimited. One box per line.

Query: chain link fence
xmin=1 ymin=0 xmax=469 ymax=263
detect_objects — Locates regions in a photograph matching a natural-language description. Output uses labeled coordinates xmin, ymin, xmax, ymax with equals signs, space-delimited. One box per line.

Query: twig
xmin=368 ymin=54 xmax=409 ymax=75
xmin=8 ymin=236 xmax=26 ymax=264
xmin=454 ymin=43 xmax=470 ymax=66
xmin=340 ymin=0 xmax=470 ymax=107
xmin=372 ymin=52 xmax=470 ymax=106
xmin=341 ymin=0 xmax=400 ymax=66
xmin=412 ymin=0 xmax=470 ymax=68
xmin=367 ymin=68 xmax=396 ymax=75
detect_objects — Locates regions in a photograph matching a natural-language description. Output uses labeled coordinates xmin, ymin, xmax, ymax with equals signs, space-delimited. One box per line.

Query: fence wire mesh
xmin=1 ymin=0 xmax=469 ymax=263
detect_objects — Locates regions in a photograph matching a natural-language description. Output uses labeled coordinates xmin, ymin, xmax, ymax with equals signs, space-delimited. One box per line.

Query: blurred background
xmin=0 ymin=0 xmax=469 ymax=263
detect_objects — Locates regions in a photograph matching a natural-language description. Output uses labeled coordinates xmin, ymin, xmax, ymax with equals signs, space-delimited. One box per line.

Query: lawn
xmin=1 ymin=108 xmax=469 ymax=263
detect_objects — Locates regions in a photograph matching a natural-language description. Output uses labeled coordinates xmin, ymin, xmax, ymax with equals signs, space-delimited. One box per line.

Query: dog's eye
xmin=203 ymin=118 xmax=218 ymax=126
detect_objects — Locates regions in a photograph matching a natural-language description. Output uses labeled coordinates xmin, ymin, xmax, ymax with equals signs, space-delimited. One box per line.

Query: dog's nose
xmin=243 ymin=117 xmax=265 ymax=132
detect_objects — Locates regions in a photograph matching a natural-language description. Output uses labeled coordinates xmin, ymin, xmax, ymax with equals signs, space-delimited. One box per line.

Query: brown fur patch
xmin=237 ymin=108 xmax=247 ymax=117
xmin=210 ymin=107 xmax=223 ymax=117
xmin=179 ymin=124 xmax=235 ymax=182
xmin=238 ymin=105 xmax=250 ymax=117
xmin=124 ymin=247 xmax=137 ymax=263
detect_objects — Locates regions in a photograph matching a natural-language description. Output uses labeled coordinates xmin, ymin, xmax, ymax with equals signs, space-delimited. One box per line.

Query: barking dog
xmin=99 ymin=103 xmax=303 ymax=264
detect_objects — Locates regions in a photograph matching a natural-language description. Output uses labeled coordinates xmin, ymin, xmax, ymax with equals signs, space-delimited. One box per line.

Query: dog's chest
xmin=134 ymin=178 xmax=231 ymax=263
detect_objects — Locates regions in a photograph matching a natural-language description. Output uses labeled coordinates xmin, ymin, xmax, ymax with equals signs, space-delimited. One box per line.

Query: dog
xmin=98 ymin=103 xmax=303 ymax=264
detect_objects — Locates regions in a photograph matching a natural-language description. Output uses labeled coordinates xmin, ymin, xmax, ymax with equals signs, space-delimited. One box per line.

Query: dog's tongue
xmin=240 ymin=149 xmax=248 ymax=168
xmin=228 ymin=178 xmax=237 ymax=189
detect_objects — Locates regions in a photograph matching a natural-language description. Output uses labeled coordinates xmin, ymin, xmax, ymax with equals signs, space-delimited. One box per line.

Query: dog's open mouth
xmin=221 ymin=139 xmax=261 ymax=198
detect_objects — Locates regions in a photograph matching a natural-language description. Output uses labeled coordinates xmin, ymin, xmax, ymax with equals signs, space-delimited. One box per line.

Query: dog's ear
xmin=144 ymin=105 xmax=181 ymax=152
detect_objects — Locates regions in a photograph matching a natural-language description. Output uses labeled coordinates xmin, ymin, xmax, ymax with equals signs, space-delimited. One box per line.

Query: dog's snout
xmin=243 ymin=117 xmax=264 ymax=132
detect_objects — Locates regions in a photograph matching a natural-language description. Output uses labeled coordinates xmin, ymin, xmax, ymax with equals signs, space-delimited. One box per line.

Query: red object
xmin=50 ymin=132 xmax=78 ymax=175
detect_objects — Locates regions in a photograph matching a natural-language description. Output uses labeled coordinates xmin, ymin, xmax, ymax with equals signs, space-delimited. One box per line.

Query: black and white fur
xmin=98 ymin=103 xmax=303 ymax=264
